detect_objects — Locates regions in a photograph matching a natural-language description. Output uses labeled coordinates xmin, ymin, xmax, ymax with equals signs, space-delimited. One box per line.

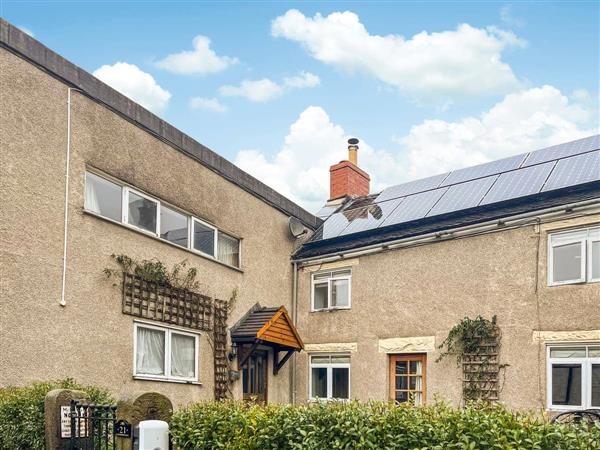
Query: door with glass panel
xmin=389 ymin=354 xmax=426 ymax=405
xmin=242 ymin=351 xmax=268 ymax=403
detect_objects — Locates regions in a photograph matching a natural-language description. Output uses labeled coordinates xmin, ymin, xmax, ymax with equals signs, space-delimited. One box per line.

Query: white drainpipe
xmin=59 ymin=88 xmax=80 ymax=307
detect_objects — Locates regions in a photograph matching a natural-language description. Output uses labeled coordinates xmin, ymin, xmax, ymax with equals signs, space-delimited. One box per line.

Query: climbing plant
xmin=437 ymin=315 xmax=506 ymax=403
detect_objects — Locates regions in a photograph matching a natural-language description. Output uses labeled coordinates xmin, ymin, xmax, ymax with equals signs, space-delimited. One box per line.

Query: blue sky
xmin=3 ymin=1 xmax=599 ymax=211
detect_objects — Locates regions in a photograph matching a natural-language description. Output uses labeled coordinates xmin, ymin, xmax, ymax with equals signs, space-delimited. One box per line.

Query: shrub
xmin=171 ymin=400 xmax=600 ymax=450
xmin=0 ymin=378 xmax=114 ymax=450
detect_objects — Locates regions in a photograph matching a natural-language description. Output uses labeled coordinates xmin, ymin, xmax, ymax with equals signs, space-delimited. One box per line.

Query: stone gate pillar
xmin=44 ymin=389 xmax=90 ymax=450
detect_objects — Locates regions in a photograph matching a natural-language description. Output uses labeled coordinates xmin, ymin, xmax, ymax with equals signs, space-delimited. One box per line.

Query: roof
xmin=296 ymin=135 xmax=600 ymax=259
xmin=0 ymin=18 xmax=320 ymax=230
xmin=231 ymin=304 xmax=304 ymax=350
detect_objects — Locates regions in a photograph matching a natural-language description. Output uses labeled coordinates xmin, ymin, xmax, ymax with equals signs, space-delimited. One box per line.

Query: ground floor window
xmin=389 ymin=354 xmax=426 ymax=405
xmin=309 ymin=354 xmax=350 ymax=400
xmin=134 ymin=322 xmax=199 ymax=383
xmin=547 ymin=344 xmax=600 ymax=410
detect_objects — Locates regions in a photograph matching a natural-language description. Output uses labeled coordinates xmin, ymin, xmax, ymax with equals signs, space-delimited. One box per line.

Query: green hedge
xmin=171 ymin=400 xmax=600 ymax=450
xmin=0 ymin=378 xmax=114 ymax=450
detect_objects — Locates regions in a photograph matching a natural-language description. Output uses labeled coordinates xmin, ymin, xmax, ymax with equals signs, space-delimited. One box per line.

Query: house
xmin=1 ymin=19 xmax=599 ymax=412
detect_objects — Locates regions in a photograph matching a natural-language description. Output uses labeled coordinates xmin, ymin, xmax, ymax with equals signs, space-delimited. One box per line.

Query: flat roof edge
xmin=0 ymin=18 xmax=320 ymax=230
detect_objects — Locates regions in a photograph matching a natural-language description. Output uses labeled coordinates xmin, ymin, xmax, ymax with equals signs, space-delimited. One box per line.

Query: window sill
xmin=310 ymin=307 xmax=351 ymax=313
xmin=83 ymin=208 xmax=244 ymax=273
xmin=133 ymin=375 xmax=202 ymax=386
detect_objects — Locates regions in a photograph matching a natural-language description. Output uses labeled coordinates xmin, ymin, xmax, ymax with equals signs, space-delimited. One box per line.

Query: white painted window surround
xmin=133 ymin=322 xmax=199 ymax=384
xmin=548 ymin=226 xmax=599 ymax=286
xmin=311 ymin=268 xmax=352 ymax=311
xmin=546 ymin=344 xmax=600 ymax=411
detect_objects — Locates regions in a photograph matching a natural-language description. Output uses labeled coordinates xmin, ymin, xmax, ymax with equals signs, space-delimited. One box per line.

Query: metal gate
xmin=69 ymin=399 xmax=117 ymax=450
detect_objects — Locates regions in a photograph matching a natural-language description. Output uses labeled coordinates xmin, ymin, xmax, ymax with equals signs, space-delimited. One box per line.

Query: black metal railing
xmin=69 ymin=400 xmax=117 ymax=450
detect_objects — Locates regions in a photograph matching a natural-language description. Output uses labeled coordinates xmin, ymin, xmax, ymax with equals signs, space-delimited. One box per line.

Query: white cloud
xmin=500 ymin=4 xmax=525 ymax=27
xmin=271 ymin=10 xmax=525 ymax=100
xmin=189 ymin=97 xmax=228 ymax=112
xmin=93 ymin=62 xmax=171 ymax=114
xmin=17 ymin=26 xmax=34 ymax=37
xmin=155 ymin=35 xmax=238 ymax=75
xmin=234 ymin=86 xmax=595 ymax=212
xmin=219 ymin=71 xmax=320 ymax=103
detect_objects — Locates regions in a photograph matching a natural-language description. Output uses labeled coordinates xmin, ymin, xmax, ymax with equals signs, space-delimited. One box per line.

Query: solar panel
xmin=381 ymin=187 xmax=448 ymax=227
xmin=339 ymin=198 xmax=403 ymax=235
xmin=480 ymin=162 xmax=555 ymax=205
xmin=375 ymin=172 xmax=448 ymax=202
xmin=315 ymin=204 xmax=339 ymax=220
xmin=542 ymin=150 xmax=600 ymax=192
xmin=522 ymin=135 xmax=600 ymax=167
xmin=428 ymin=175 xmax=498 ymax=217
xmin=441 ymin=154 xmax=526 ymax=186
xmin=313 ymin=210 xmax=356 ymax=240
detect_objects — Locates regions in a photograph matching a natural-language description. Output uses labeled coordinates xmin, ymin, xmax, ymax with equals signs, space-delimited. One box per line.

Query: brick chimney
xmin=329 ymin=138 xmax=370 ymax=200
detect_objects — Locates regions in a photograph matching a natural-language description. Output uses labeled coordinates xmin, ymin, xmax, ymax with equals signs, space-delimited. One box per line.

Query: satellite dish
xmin=288 ymin=216 xmax=308 ymax=238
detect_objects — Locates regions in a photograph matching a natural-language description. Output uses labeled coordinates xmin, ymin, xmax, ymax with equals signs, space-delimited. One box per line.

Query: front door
xmin=389 ymin=354 xmax=426 ymax=405
xmin=242 ymin=351 xmax=268 ymax=403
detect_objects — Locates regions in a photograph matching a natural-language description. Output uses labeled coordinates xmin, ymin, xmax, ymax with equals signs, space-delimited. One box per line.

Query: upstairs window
xmin=84 ymin=172 xmax=121 ymax=221
xmin=309 ymin=354 xmax=350 ymax=400
xmin=547 ymin=345 xmax=600 ymax=410
xmin=548 ymin=227 xmax=599 ymax=286
xmin=84 ymin=171 xmax=241 ymax=267
xmin=311 ymin=269 xmax=351 ymax=311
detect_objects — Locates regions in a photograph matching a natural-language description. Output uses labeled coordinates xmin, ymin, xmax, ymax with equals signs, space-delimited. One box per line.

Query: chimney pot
xmin=348 ymin=138 xmax=359 ymax=165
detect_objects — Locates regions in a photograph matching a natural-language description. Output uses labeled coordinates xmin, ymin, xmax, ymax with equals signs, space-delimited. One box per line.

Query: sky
xmin=3 ymin=1 xmax=599 ymax=212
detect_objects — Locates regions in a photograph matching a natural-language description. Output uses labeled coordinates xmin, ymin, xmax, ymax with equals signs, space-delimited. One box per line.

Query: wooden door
xmin=389 ymin=354 xmax=426 ymax=405
xmin=242 ymin=351 xmax=268 ymax=403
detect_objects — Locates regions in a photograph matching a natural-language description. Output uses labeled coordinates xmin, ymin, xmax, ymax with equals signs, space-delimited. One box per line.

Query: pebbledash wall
xmin=0 ymin=26 xmax=316 ymax=405
xmin=294 ymin=214 xmax=600 ymax=409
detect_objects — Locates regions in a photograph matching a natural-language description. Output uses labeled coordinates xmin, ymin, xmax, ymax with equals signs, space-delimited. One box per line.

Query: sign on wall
xmin=60 ymin=406 xmax=88 ymax=438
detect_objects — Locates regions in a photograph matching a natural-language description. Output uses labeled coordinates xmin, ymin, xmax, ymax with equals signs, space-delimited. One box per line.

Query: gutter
xmin=293 ymin=198 xmax=600 ymax=266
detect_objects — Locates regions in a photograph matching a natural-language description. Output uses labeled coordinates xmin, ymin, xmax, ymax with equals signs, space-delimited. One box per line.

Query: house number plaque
xmin=114 ymin=420 xmax=132 ymax=438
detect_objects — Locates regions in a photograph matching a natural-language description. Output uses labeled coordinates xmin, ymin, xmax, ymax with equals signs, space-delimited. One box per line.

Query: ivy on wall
xmin=437 ymin=315 xmax=507 ymax=403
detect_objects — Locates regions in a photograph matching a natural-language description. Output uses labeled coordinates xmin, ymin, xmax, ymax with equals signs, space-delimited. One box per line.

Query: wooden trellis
xmin=122 ymin=273 xmax=213 ymax=331
xmin=213 ymin=299 xmax=229 ymax=400
xmin=461 ymin=336 xmax=500 ymax=401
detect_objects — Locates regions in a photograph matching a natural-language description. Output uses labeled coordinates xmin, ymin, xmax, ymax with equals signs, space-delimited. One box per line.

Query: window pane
xmin=332 ymin=367 xmax=349 ymax=399
xmin=331 ymin=279 xmax=349 ymax=307
xmin=550 ymin=347 xmax=586 ymax=358
xmin=311 ymin=355 xmax=330 ymax=364
xmin=311 ymin=367 xmax=327 ymax=398
xmin=592 ymin=241 xmax=599 ymax=279
xmin=395 ymin=376 xmax=408 ymax=390
xmin=551 ymin=364 xmax=582 ymax=406
xmin=313 ymin=283 xmax=328 ymax=309
xmin=136 ymin=327 xmax=165 ymax=375
xmin=170 ymin=333 xmax=195 ymax=378
xmin=552 ymin=242 xmax=583 ymax=282
xmin=395 ymin=391 xmax=408 ymax=403
xmin=193 ymin=221 xmax=215 ymax=256
xmin=160 ymin=207 xmax=188 ymax=247
xmin=592 ymin=364 xmax=600 ymax=407
xmin=85 ymin=172 xmax=121 ymax=221
xmin=314 ymin=272 xmax=331 ymax=281
xmin=217 ymin=232 xmax=240 ymax=267
xmin=589 ymin=347 xmax=600 ymax=357
xmin=332 ymin=269 xmax=351 ymax=277
xmin=331 ymin=355 xmax=350 ymax=364
xmin=128 ymin=192 xmax=157 ymax=233
xmin=396 ymin=361 xmax=408 ymax=375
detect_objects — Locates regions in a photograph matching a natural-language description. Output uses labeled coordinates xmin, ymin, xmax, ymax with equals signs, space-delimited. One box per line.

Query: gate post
xmin=44 ymin=389 xmax=89 ymax=450
xmin=116 ymin=391 xmax=173 ymax=450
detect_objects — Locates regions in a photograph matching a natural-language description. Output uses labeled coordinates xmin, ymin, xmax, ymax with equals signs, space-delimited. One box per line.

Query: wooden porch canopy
xmin=231 ymin=304 xmax=304 ymax=375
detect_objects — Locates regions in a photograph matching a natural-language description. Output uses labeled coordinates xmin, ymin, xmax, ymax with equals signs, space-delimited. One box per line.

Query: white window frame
xmin=546 ymin=344 xmax=600 ymax=411
xmin=548 ymin=226 xmax=599 ymax=286
xmin=191 ymin=218 xmax=218 ymax=258
xmin=83 ymin=170 xmax=242 ymax=268
xmin=311 ymin=269 xmax=352 ymax=312
xmin=308 ymin=354 xmax=351 ymax=401
xmin=133 ymin=322 xmax=199 ymax=383
xmin=123 ymin=187 xmax=160 ymax=236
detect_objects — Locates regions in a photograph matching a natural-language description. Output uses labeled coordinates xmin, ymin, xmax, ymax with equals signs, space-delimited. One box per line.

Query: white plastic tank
xmin=138 ymin=420 xmax=169 ymax=450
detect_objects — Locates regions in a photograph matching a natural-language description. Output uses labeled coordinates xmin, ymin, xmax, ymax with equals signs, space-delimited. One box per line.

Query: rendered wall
xmin=0 ymin=48 xmax=301 ymax=406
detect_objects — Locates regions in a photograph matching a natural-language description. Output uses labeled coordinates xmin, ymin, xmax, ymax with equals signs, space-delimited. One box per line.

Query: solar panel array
xmin=312 ymin=135 xmax=600 ymax=242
